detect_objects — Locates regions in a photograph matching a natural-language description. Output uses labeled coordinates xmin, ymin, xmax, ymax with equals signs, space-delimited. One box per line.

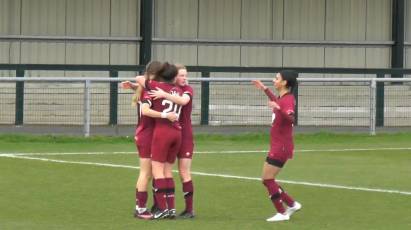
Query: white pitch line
xmin=1 ymin=146 xmax=411 ymax=156
xmin=2 ymin=154 xmax=411 ymax=196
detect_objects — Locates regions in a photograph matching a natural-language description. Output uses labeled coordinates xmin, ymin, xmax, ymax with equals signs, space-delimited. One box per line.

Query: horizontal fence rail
xmin=1 ymin=77 xmax=411 ymax=136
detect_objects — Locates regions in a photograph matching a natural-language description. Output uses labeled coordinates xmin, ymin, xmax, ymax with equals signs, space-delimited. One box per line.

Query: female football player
xmin=120 ymin=61 xmax=177 ymax=220
xmin=139 ymin=63 xmax=183 ymax=219
xmin=252 ymin=70 xmax=302 ymax=222
xmin=148 ymin=64 xmax=195 ymax=218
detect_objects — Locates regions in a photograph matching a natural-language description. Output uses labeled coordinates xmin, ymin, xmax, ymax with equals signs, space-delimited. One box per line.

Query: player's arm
xmin=148 ymin=87 xmax=190 ymax=106
xmin=135 ymin=75 xmax=147 ymax=88
xmin=268 ymin=101 xmax=295 ymax=123
xmin=119 ymin=81 xmax=138 ymax=91
xmin=251 ymin=80 xmax=277 ymax=101
xmin=280 ymin=109 xmax=295 ymax=123
xmin=141 ymin=102 xmax=178 ymax=122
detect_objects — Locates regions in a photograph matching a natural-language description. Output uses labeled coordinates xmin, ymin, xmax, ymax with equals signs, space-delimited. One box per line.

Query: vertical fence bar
xmin=109 ymin=71 xmax=118 ymax=125
xmin=293 ymin=84 xmax=299 ymax=125
xmin=15 ymin=68 xmax=25 ymax=125
xmin=376 ymin=73 xmax=385 ymax=127
xmin=84 ymin=80 xmax=91 ymax=137
xmin=200 ymin=72 xmax=210 ymax=125
xmin=369 ymin=79 xmax=377 ymax=135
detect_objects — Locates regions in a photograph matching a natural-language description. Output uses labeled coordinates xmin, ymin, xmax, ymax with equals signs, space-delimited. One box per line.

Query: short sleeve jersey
xmin=179 ymin=85 xmax=194 ymax=138
xmin=142 ymin=80 xmax=183 ymax=129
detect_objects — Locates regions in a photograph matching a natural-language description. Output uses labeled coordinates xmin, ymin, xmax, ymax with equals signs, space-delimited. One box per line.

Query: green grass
xmin=1 ymin=133 xmax=411 ymax=229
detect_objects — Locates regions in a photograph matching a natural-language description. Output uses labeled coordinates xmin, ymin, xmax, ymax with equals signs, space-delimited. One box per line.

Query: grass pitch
xmin=1 ymin=133 xmax=410 ymax=229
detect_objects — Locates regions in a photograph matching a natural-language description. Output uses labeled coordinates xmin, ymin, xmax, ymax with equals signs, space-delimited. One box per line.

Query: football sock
xmin=153 ymin=178 xmax=168 ymax=211
xmin=279 ymin=186 xmax=295 ymax=207
xmin=136 ymin=191 xmax=148 ymax=210
xmin=263 ymin=179 xmax=286 ymax=214
xmin=165 ymin=178 xmax=175 ymax=210
xmin=182 ymin=180 xmax=194 ymax=212
xmin=152 ymin=180 xmax=157 ymax=207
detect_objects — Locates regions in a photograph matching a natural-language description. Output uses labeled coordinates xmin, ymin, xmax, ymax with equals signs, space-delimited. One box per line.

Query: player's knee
xmin=179 ymin=168 xmax=190 ymax=179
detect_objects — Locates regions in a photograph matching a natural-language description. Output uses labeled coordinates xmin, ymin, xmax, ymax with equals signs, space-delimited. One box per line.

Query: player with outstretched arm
xmin=252 ymin=70 xmax=302 ymax=222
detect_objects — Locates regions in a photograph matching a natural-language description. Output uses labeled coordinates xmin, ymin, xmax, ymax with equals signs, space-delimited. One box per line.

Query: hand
xmin=166 ymin=112 xmax=178 ymax=122
xmin=148 ymin=87 xmax=167 ymax=100
xmin=120 ymin=81 xmax=137 ymax=90
xmin=268 ymin=101 xmax=280 ymax=110
xmin=251 ymin=80 xmax=267 ymax=91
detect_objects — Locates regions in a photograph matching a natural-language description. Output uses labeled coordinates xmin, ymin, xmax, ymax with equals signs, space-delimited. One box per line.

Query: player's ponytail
xmin=279 ymin=70 xmax=298 ymax=94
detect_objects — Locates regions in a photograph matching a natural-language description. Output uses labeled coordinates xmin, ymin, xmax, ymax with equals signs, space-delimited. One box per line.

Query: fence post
xmin=200 ymin=71 xmax=210 ymax=125
xmin=293 ymin=84 xmax=299 ymax=125
xmin=15 ymin=68 xmax=25 ymax=125
xmin=369 ymin=79 xmax=377 ymax=135
xmin=84 ymin=80 xmax=91 ymax=137
xmin=376 ymin=73 xmax=385 ymax=127
xmin=109 ymin=70 xmax=118 ymax=125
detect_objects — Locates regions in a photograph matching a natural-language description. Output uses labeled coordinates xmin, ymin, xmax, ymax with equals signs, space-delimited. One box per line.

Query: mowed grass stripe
xmin=3 ymin=154 xmax=411 ymax=196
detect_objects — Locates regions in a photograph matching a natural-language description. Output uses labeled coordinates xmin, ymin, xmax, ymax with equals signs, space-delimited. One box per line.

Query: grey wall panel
xmin=406 ymin=0 xmax=411 ymax=42
xmin=241 ymin=46 xmax=282 ymax=67
xmin=198 ymin=45 xmax=240 ymax=66
xmin=66 ymin=43 xmax=109 ymax=77
xmin=198 ymin=0 xmax=241 ymax=39
xmin=198 ymin=45 xmax=240 ymax=78
xmin=272 ymin=0 xmax=284 ymax=40
xmin=111 ymin=0 xmax=139 ymax=37
xmin=240 ymin=46 xmax=282 ymax=78
xmin=325 ymin=48 xmax=366 ymax=67
xmin=325 ymin=47 xmax=366 ymax=78
xmin=110 ymin=43 xmax=139 ymax=65
xmin=366 ymin=0 xmax=391 ymax=41
xmin=66 ymin=43 xmax=109 ymax=64
xmin=154 ymin=0 xmax=198 ymax=38
xmin=0 ymin=41 xmax=19 ymax=77
xmin=366 ymin=48 xmax=390 ymax=68
xmin=405 ymin=48 xmax=411 ymax=68
xmin=0 ymin=0 xmax=21 ymax=35
xmin=0 ymin=41 xmax=20 ymax=64
xmin=21 ymin=0 xmax=66 ymax=36
xmin=283 ymin=47 xmax=324 ymax=67
xmin=21 ymin=41 xmax=65 ymax=77
xmin=21 ymin=42 xmax=65 ymax=64
xmin=326 ymin=0 xmax=366 ymax=41
xmin=284 ymin=0 xmax=325 ymax=40
xmin=241 ymin=0 xmax=273 ymax=40
xmin=152 ymin=44 xmax=198 ymax=65
xmin=66 ymin=0 xmax=110 ymax=36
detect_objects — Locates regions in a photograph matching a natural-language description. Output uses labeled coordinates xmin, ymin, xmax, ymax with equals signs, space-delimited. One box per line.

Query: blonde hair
xmin=175 ymin=63 xmax=186 ymax=71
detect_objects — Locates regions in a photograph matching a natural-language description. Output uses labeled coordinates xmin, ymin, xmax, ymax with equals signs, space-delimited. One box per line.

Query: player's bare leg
xmin=178 ymin=158 xmax=195 ymax=218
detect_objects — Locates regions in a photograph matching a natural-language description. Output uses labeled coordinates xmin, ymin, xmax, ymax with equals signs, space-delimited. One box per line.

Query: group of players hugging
xmin=122 ymin=61 xmax=301 ymax=222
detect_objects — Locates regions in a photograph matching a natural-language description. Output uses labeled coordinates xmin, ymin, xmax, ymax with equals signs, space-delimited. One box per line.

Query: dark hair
xmin=144 ymin=61 xmax=162 ymax=79
xmin=155 ymin=62 xmax=178 ymax=83
xmin=279 ymin=70 xmax=298 ymax=92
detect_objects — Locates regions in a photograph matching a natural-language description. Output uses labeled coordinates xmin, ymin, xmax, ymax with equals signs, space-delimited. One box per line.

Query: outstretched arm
xmin=135 ymin=75 xmax=147 ymax=88
xmin=148 ymin=87 xmax=190 ymax=106
xmin=251 ymin=80 xmax=277 ymax=102
xmin=120 ymin=81 xmax=138 ymax=91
